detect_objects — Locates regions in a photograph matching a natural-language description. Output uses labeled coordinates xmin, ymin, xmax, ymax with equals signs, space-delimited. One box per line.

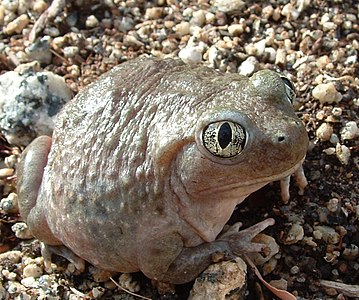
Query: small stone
xmin=23 ymin=264 xmax=43 ymax=278
xmin=0 ymin=250 xmax=22 ymax=264
xmin=316 ymin=123 xmax=333 ymax=141
xmin=247 ymin=234 xmax=279 ymax=265
xmin=332 ymin=107 xmax=342 ymax=117
xmin=238 ymin=56 xmax=258 ymax=76
xmin=86 ymin=15 xmax=99 ymax=28
xmin=123 ymin=35 xmax=144 ymax=48
xmin=262 ymin=5 xmax=274 ymax=19
xmin=290 ymin=265 xmax=300 ymax=275
xmin=205 ymin=12 xmax=215 ymax=24
xmin=275 ymin=48 xmax=287 ymax=66
xmin=118 ymin=273 xmax=140 ymax=293
xmin=89 ymin=267 xmax=114 ymax=282
xmin=283 ymin=223 xmax=304 ymax=245
xmin=312 ymin=82 xmax=343 ymax=104
xmin=189 ymin=257 xmax=247 ymax=300
xmin=212 ymin=0 xmax=245 ymax=13
xmin=114 ymin=16 xmax=134 ymax=32
xmin=11 ymin=222 xmax=33 ymax=239
xmin=340 ymin=121 xmax=359 ymax=140
xmin=3 ymin=14 xmax=29 ymax=35
xmin=191 ymin=10 xmax=206 ymax=27
xmin=145 ymin=7 xmax=163 ymax=19
xmin=32 ymin=0 xmax=48 ymax=13
xmin=63 ymin=46 xmax=79 ymax=58
xmin=2 ymin=0 xmax=18 ymax=12
xmin=0 ymin=69 xmax=72 ymax=146
xmin=342 ymin=244 xmax=359 ymax=260
xmin=317 ymin=55 xmax=330 ymax=69
xmin=314 ymin=226 xmax=340 ymax=244
xmin=25 ymin=36 xmax=52 ymax=64
xmin=92 ymin=287 xmax=105 ymax=298
xmin=336 ymin=143 xmax=350 ymax=165
xmin=174 ymin=22 xmax=190 ymax=36
xmin=2 ymin=269 xmax=17 ymax=281
xmin=0 ymin=192 xmax=18 ymax=213
xmin=330 ymin=133 xmax=339 ymax=144
xmin=327 ymin=198 xmax=340 ymax=213
xmin=228 ymin=24 xmax=244 ymax=36
xmin=0 ymin=168 xmax=14 ymax=178
xmin=269 ymin=278 xmax=288 ymax=291
xmin=178 ymin=46 xmax=202 ymax=64
xmin=0 ymin=5 xmax=5 ymax=25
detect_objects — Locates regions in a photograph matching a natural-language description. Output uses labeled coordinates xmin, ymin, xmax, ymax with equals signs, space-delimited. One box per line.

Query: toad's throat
xmin=198 ymin=156 xmax=306 ymax=196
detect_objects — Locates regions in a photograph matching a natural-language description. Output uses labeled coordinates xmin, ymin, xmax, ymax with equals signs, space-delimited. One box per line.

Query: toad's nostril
xmin=278 ymin=136 xmax=285 ymax=142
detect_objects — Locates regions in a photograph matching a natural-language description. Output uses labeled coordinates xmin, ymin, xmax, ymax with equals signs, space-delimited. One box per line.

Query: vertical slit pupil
xmin=218 ymin=122 xmax=232 ymax=149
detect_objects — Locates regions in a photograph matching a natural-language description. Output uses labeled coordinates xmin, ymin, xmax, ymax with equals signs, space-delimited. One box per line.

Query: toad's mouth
xmin=198 ymin=156 xmax=306 ymax=197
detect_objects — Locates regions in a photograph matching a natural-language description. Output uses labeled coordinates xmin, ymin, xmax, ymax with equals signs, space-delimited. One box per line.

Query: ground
xmin=0 ymin=0 xmax=358 ymax=299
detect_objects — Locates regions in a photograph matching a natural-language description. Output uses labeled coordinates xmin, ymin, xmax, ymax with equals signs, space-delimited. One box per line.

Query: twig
xmin=320 ymin=280 xmax=359 ymax=297
xmin=29 ymin=0 xmax=66 ymax=43
xmin=110 ymin=277 xmax=152 ymax=300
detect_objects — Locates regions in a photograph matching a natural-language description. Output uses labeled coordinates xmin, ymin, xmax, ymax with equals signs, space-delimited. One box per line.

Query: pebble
xmin=342 ymin=244 xmax=359 ymax=260
xmin=269 ymin=278 xmax=288 ymax=291
xmin=247 ymin=234 xmax=279 ymax=265
xmin=330 ymin=133 xmax=339 ymax=144
xmin=22 ymin=264 xmax=43 ymax=278
xmin=63 ymin=46 xmax=79 ymax=58
xmin=32 ymin=0 xmax=48 ymax=13
xmin=191 ymin=10 xmax=206 ymax=27
xmin=118 ymin=273 xmax=140 ymax=293
xmin=283 ymin=223 xmax=304 ymax=245
xmin=178 ymin=46 xmax=203 ymax=64
xmin=314 ymin=226 xmax=340 ymax=244
xmin=0 ymin=67 xmax=72 ymax=146
xmin=2 ymin=0 xmax=18 ymax=12
xmin=0 ymin=250 xmax=22 ymax=264
xmin=316 ymin=123 xmax=333 ymax=141
xmin=340 ymin=121 xmax=359 ymax=140
xmin=145 ymin=7 xmax=163 ymax=20
xmin=238 ymin=56 xmax=258 ymax=76
xmin=0 ymin=168 xmax=14 ymax=178
xmin=212 ymin=0 xmax=245 ymax=13
xmin=228 ymin=23 xmax=245 ymax=36
xmin=312 ymin=82 xmax=343 ymax=104
xmin=174 ymin=21 xmax=190 ymax=36
xmin=25 ymin=36 xmax=52 ymax=65
xmin=86 ymin=15 xmax=99 ymax=28
xmin=0 ymin=192 xmax=18 ymax=213
xmin=11 ymin=222 xmax=33 ymax=239
xmin=327 ymin=198 xmax=340 ymax=213
xmin=189 ymin=257 xmax=247 ymax=300
xmin=335 ymin=143 xmax=350 ymax=165
xmin=275 ymin=48 xmax=287 ymax=66
xmin=3 ymin=14 xmax=29 ymax=35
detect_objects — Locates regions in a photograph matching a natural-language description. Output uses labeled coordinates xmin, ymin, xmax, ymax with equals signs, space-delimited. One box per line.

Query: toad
xmin=17 ymin=57 xmax=308 ymax=284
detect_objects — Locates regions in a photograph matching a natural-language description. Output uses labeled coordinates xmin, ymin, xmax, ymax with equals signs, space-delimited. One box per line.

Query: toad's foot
xmin=280 ymin=163 xmax=308 ymax=203
xmin=218 ymin=218 xmax=275 ymax=255
xmin=41 ymin=243 xmax=85 ymax=272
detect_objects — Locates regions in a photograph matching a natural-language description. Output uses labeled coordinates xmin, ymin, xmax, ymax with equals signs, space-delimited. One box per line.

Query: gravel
xmin=0 ymin=0 xmax=358 ymax=299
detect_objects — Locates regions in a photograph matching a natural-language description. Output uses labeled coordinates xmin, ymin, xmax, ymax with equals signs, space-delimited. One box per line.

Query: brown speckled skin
xmin=17 ymin=57 xmax=308 ymax=283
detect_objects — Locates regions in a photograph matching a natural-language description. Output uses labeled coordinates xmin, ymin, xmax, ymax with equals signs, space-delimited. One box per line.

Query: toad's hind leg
xmin=17 ymin=136 xmax=61 ymax=245
xmin=17 ymin=136 xmax=52 ymax=220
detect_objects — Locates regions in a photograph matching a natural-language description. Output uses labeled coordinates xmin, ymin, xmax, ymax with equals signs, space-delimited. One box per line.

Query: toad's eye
xmin=280 ymin=75 xmax=296 ymax=103
xmin=202 ymin=121 xmax=246 ymax=158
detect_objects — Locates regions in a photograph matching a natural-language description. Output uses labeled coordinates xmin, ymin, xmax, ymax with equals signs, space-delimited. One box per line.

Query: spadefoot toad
xmin=17 ymin=57 xmax=308 ymax=284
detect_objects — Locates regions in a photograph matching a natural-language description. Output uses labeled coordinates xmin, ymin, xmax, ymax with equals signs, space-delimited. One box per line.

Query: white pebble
xmin=178 ymin=46 xmax=202 ymax=64
xmin=212 ymin=0 xmax=245 ymax=13
xmin=63 ymin=46 xmax=79 ymax=58
xmin=145 ymin=7 xmax=163 ymax=19
xmin=336 ymin=143 xmax=350 ymax=165
xmin=2 ymin=269 xmax=17 ymax=281
xmin=86 ymin=15 xmax=99 ymax=28
xmin=191 ymin=10 xmax=206 ymax=27
xmin=2 ymin=0 xmax=19 ymax=12
xmin=312 ymin=82 xmax=342 ymax=104
xmin=174 ymin=22 xmax=190 ymax=36
xmin=3 ymin=14 xmax=29 ymax=35
xmin=340 ymin=121 xmax=359 ymax=140
xmin=0 ymin=250 xmax=22 ymax=264
xmin=0 ymin=192 xmax=18 ymax=213
xmin=12 ymin=222 xmax=33 ymax=239
xmin=283 ymin=223 xmax=304 ymax=245
xmin=228 ymin=24 xmax=244 ymax=36
xmin=238 ymin=56 xmax=258 ymax=76
xmin=32 ymin=0 xmax=48 ymax=13
xmin=23 ymin=264 xmax=43 ymax=278
xmin=316 ymin=123 xmax=333 ymax=141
